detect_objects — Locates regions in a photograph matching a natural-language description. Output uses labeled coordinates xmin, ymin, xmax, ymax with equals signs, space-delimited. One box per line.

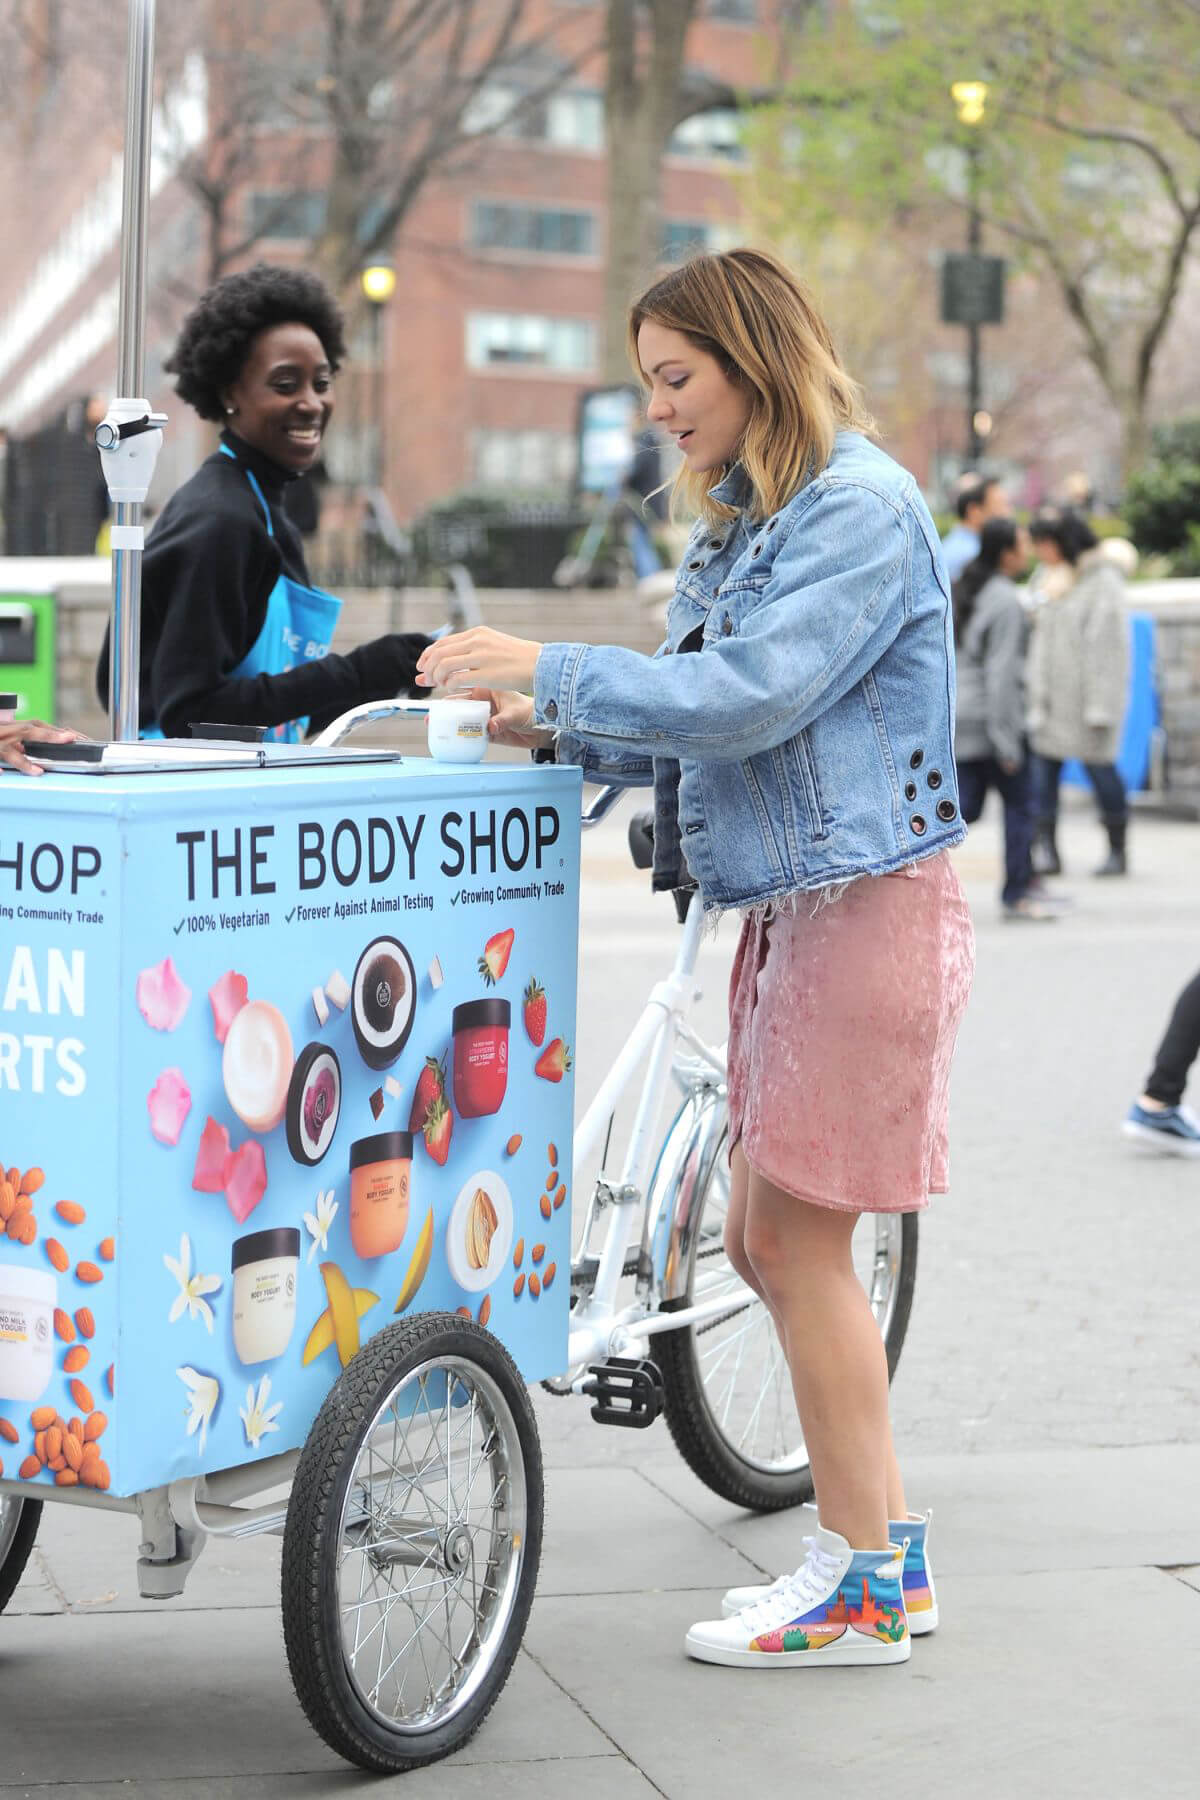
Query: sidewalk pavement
xmin=4 ymin=801 xmax=1198 ymax=1798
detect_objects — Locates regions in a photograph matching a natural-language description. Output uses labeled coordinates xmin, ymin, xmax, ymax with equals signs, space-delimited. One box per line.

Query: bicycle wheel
xmin=282 ymin=1313 xmax=542 ymax=1773
xmin=0 ymin=1495 xmax=41 ymax=1614
xmin=655 ymin=1095 xmax=918 ymax=1511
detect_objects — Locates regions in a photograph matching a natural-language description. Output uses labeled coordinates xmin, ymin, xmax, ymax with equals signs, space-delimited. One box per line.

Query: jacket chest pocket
xmin=785 ymin=728 xmax=829 ymax=841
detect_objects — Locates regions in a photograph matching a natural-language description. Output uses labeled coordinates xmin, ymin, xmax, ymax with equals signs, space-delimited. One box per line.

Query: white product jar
xmin=231 ymin=1228 xmax=300 ymax=1366
xmin=0 ymin=1264 xmax=56 ymax=1402
xmin=426 ymin=698 xmax=490 ymax=764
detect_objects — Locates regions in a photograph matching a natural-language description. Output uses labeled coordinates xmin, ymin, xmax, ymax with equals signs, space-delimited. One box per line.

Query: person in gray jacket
xmin=953 ymin=519 xmax=1052 ymax=918
xmin=1026 ymin=511 xmax=1130 ymax=876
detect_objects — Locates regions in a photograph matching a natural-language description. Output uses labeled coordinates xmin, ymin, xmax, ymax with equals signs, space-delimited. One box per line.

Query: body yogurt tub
xmin=349 ymin=1131 xmax=412 ymax=1259
xmin=232 ymin=1227 xmax=300 ymax=1365
xmin=0 ymin=1265 xmax=56 ymax=1402
xmin=453 ymin=999 xmax=510 ymax=1118
xmin=427 ymin=698 xmax=490 ymax=764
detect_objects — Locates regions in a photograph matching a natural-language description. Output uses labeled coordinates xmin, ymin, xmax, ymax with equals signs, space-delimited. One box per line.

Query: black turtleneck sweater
xmin=95 ymin=432 xmax=425 ymax=737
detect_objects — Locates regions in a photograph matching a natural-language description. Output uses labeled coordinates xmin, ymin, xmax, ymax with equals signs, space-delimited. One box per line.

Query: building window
xmin=661 ymin=220 xmax=712 ymax=263
xmin=667 ymin=109 xmax=746 ymax=162
xmin=472 ymin=202 xmax=596 ymax=256
xmin=463 ymin=83 xmax=604 ymax=151
xmin=471 ymin=428 xmax=576 ymax=489
xmin=247 ymin=189 xmax=327 ymax=240
xmin=466 ymin=312 xmax=595 ymax=372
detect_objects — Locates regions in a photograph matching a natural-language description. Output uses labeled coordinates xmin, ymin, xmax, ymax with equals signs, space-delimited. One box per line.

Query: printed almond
xmin=478 ymin=1295 xmax=491 ymax=1327
xmin=68 ymin=1379 xmax=94 ymax=1414
xmin=5 ymin=1166 xmax=18 ymax=1190
xmin=12 ymin=1213 xmax=36 ymax=1245
xmin=80 ymin=1440 xmax=100 ymax=1467
xmin=63 ymin=1346 xmax=89 ymax=1374
xmin=54 ymin=1201 xmax=86 ymax=1226
xmin=512 ymin=1237 xmax=524 ymax=1268
xmin=18 ymin=1455 xmax=42 ymax=1480
xmin=68 ymin=1416 xmax=83 ymax=1441
xmin=55 ymin=1468 xmax=79 ymax=1486
xmin=547 ymin=1141 xmax=558 ymax=1166
xmin=98 ymin=1237 xmax=115 ymax=1262
xmin=545 ymin=1171 xmax=557 ymax=1191
xmin=62 ymin=1434 xmax=83 ymax=1472
xmin=455 ymin=1306 xmax=472 ymax=1318
xmin=505 ymin=1134 xmax=523 ymax=1156
xmin=104 ymin=1364 xmax=114 ymax=1396
xmin=554 ymin=1184 xmax=566 ymax=1209
xmin=83 ymin=1411 xmax=107 ymax=1443
xmin=0 ymin=1418 xmax=18 ymax=1444
xmin=75 ymin=1261 xmax=103 ymax=1284
xmin=75 ymin=1308 xmax=95 ymax=1339
xmin=54 ymin=1308 xmax=76 ymax=1342
xmin=532 ymin=1243 xmax=545 ymax=1263
xmin=539 ymin=1194 xmax=552 ymax=1220
xmin=21 ymin=1168 xmax=44 ymax=1195
xmin=91 ymin=1459 xmax=111 ymax=1491
xmin=528 ymin=1272 xmax=541 ymax=1298
xmin=30 ymin=1405 xmax=56 ymax=1431
xmin=543 ymin=1262 xmax=556 ymax=1288
xmin=0 ymin=1182 xmax=13 ymax=1221
xmin=45 ymin=1425 xmax=63 ymax=1461
xmin=48 ymin=1453 xmax=67 ymax=1473
xmin=34 ymin=1430 xmax=46 ymax=1461
xmin=12 ymin=1190 xmax=32 ymax=1212
xmin=513 ymin=1273 xmax=525 ymax=1298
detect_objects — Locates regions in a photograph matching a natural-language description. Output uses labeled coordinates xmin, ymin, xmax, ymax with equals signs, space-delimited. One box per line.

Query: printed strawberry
xmin=523 ymin=976 xmax=547 ymax=1046
xmin=534 ymin=1037 xmax=572 ymax=1083
xmin=478 ymin=928 xmax=515 ymax=987
xmin=408 ymin=1053 xmax=446 ymax=1133
xmin=422 ymin=1095 xmax=453 ymax=1166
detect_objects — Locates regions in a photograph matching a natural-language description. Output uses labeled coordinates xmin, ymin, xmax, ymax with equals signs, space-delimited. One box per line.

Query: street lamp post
xmin=951 ymin=80 xmax=988 ymax=466
xmin=359 ymin=259 xmax=396 ymax=493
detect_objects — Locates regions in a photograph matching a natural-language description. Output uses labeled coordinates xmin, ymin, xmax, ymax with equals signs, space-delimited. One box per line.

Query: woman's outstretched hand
xmin=416 ymin=628 xmax=542 ymax=697
xmin=0 ymin=719 xmax=82 ymax=776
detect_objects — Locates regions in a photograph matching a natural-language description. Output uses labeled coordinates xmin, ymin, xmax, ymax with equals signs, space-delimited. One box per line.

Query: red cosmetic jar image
xmin=452 ymin=999 xmax=511 ymax=1118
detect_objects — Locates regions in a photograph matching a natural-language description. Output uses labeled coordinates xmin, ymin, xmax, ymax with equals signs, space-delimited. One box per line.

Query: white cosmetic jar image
xmin=232 ymin=1227 xmax=300 ymax=1366
xmin=426 ymin=698 xmax=490 ymax=764
xmin=0 ymin=1263 xmax=57 ymax=1402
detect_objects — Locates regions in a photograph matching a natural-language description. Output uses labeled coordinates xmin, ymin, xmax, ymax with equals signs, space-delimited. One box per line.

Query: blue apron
xmin=144 ymin=445 xmax=342 ymax=743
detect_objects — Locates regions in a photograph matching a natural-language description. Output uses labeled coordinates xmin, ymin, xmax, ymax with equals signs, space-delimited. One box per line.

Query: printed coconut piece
xmin=208 ymin=970 xmax=249 ymax=1044
xmin=136 ymin=956 xmax=192 ymax=1032
xmin=148 ymin=1068 xmax=192 ymax=1146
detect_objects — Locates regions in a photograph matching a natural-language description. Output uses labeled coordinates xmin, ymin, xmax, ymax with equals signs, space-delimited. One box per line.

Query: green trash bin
xmin=0 ymin=594 xmax=56 ymax=720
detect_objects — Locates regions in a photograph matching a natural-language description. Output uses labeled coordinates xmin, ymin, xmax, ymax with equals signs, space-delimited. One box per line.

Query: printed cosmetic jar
xmin=0 ymin=1264 xmax=56 ymax=1402
xmin=426 ymin=699 xmax=490 ymax=764
xmin=232 ymin=1227 xmax=300 ymax=1366
xmin=452 ymin=999 xmax=511 ymax=1118
xmin=349 ymin=1131 xmax=413 ymax=1259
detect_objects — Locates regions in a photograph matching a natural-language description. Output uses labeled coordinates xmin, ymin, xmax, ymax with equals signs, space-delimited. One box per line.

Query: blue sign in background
xmin=0 ymin=761 xmax=580 ymax=1496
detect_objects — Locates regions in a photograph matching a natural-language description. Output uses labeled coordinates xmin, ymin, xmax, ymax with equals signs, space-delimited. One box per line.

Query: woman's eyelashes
xmin=667 ymin=376 xmax=688 ymax=391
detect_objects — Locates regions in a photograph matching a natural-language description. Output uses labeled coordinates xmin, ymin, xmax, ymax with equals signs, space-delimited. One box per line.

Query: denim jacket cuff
xmin=533 ymin=642 xmax=585 ymax=734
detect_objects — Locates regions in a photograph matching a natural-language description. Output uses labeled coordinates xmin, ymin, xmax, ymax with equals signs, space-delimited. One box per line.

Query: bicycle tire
xmin=0 ymin=1496 xmax=42 ymax=1614
xmin=655 ymin=1107 xmax=918 ymax=1512
xmin=281 ymin=1313 xmax=542 ymax=1773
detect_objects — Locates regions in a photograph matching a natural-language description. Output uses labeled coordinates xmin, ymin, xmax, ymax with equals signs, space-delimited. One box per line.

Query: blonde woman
xmin=417 ymin=248 xmax=974 ymax=1670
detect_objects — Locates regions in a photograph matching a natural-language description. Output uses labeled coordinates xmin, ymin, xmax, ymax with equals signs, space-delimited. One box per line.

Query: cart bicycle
xmin=0 ymin=759 xmax=915 ymax=1775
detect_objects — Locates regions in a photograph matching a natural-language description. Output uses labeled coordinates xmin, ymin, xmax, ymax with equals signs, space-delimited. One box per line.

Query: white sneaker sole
xmin=1121 ymin=1120 xmax=1200 ymax=1158
xmin=685 ymin=1630 xmax=911 ymax=1668
xmin=719 ymin=1593 xmax=938 ymax=1635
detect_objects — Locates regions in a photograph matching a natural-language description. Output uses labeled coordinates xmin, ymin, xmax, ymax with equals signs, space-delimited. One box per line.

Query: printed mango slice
xmin=302 ymin=1271 xmax=378 ymax=1366
xmin=393 ymin=1207 xmax=434 ymax=1314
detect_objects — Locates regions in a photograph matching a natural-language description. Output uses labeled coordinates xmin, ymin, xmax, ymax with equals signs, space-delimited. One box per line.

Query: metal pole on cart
xmin=100 ymin=0 xmax=166 ymax=742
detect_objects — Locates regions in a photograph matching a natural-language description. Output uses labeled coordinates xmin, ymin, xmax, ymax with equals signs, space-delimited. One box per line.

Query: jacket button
xmin=910 ymin=749 xmax=924 ymax=769
xmin=904 ymin=780 xmax=917 ymax=801
xmin=927 ymin=769 xmax=943 ymax=789
xmin=544 ymin=699 xmax=558 ymax=722
xmin=936 ymin=799 xmax=957 ymax=822
xmin=721 ymin=615 xmax=733 ymax=635
xmin=910 ymin=814 xmax=927 ymax=836
xmin=688 ymin=558 xmax=703 ymax=571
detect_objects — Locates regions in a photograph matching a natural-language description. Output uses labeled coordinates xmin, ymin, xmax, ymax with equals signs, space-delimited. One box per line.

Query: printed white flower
xmin=239 ymin=1374 xmax=284 ymax=1449
xmin=164 ymin=1233 xmax=221 ymax=1331
xmin=177 ymin=1366 xmax=220 ymax=1453
xmin=303 ymin=1188 xmax=339 ymax=1263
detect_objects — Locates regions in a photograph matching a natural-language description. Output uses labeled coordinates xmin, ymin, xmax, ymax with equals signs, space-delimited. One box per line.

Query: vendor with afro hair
xmin=97 ymin=263 xmax=433 ymax=740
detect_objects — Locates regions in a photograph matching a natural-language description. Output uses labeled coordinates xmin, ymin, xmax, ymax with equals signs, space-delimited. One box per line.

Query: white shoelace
xmin=739 ymin=1537 xmax=844 ymax=1633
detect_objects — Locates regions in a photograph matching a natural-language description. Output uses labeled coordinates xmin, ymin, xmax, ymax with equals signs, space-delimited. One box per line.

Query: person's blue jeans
xmin=957 ymin=754 xmax=1036 ymax=905
xmin=1032 ymin=754 xmax=1127 ymax=827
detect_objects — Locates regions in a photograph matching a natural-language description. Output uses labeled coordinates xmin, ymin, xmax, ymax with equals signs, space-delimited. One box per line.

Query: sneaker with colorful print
xmin=686 ymin=1527 xmax=910 ymax=1668
xmin=721 ymin=1508 xmax=938 ymax=1636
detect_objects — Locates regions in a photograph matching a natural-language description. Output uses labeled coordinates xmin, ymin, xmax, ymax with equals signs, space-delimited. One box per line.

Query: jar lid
xmin=0 ymin=1262 xmax=56 ymax=1303
xmin=453 ymin=999 xmax=511 ymax=1031
xmin=232 ymin=1227 xmax=301 ymax=1270
xmin=350 ymin=1130 xmax=414 ymax=1169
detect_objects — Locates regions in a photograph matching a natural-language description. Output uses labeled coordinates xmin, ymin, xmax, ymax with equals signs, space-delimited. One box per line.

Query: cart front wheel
xmin=281 ymin=1313 xmax=542 ymax=1774
xmin=0 ymin=1496 xmax=42 ymax=1615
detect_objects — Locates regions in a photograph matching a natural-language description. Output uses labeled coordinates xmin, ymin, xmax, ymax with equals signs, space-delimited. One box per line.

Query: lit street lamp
xmin=952 ymin=81 xmax=987 ymax=464
xmin=359 ymin=258 xmax=396 ymax=491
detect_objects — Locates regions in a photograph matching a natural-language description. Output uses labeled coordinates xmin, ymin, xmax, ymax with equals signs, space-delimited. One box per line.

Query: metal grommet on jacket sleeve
xmin=544 ymin=699 xmax=558 ymax=722
xmin=721 ymin=615 xmax=733 ymax=635
xmin=909 ymin=749 xmax=924 ymax=769
xmin=751 ymin=543 xmax=762 ymax=557
xmin=927 ymin=769 xmax=943 ymax=789
xmin=936 ymin=799 xmax=957 ymax=821
xmin=708 ymin=538 xmax=724 ymax=550
xmin=688 ymin=559 xmax=703 ymax=571
xmin=904 ymin=780 xmax=917 ymax=801
xmin=910 ymin=814 xmax=927 ymax=835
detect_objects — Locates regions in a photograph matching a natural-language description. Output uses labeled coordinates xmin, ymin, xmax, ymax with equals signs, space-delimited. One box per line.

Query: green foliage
xmin=1123 ymin=419 xmax=1200 ymax=565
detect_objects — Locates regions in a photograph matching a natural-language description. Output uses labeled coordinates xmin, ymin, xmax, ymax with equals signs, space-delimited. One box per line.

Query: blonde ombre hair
xmin=628 ymin=247 xmax=874 ymax=525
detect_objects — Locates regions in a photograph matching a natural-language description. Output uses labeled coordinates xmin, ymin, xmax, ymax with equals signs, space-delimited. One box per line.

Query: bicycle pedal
xmin=581 ymin=1357 xmax=664 ymax=1429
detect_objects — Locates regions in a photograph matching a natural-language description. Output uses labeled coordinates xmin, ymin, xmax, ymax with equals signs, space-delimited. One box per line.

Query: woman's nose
xmin=646 ymin=391 xmax=672 ymax=423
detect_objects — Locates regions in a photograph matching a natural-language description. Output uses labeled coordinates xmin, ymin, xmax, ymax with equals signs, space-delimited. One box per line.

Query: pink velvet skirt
xmin=726 ymin=852 xmax=974 ymax=1213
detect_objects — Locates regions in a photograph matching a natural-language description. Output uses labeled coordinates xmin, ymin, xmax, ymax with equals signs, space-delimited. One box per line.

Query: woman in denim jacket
xmin=419 ymin=249 xmax=974 ymax=1671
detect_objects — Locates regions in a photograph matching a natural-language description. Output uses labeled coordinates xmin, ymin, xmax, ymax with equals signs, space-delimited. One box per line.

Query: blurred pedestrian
xmin=1122 ymin=970 xmax=1200 ymax=1156
xmin=1025 ymin=510 xmax=1130 ymax=877
xmin=940 ymin=473 xmax=1011 ymax=582
xmin=953 ymin=519 xmax=1052 ymax=919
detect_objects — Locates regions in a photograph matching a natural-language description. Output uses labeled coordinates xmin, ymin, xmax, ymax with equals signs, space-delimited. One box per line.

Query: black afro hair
xmin=164 ymin=263 xmax=347 ymax=422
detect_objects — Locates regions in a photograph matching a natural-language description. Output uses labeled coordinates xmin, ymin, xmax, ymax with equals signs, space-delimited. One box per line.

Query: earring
xmin=225 ymin=406 xmax=235 ymax=416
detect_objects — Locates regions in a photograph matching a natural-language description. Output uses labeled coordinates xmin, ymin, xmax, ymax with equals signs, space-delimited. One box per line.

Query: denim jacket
xmin=534 ymin=431 xmax=965 ymax=913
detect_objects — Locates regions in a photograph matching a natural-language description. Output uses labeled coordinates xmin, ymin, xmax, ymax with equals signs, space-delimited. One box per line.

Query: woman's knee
xmin=723 ymin=1214 xmax=756 ymax=1287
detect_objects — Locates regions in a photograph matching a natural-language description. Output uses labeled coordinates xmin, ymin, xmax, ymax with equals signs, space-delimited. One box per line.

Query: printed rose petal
xmin=208 ymin=970 xmax=249 ymax=1045
xmin=136 ymin=957 xmax=192 ymax=1032
xmin=148 ymin=1068 xmax=192 ymax=1146
xmin=224 ymin=1139 xmax=268 ymax=1224
xmin=192 ymin=1116 xmax=232 ymax=1193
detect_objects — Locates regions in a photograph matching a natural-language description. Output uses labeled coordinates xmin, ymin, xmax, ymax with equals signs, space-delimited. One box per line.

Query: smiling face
xmin=224 ymin=322 xmax=334 ymax=473
xmin=636 ymin=321 xmax=753 ymax=474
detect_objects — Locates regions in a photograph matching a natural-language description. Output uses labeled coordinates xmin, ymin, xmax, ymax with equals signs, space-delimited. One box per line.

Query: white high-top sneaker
xmin=721 ymin=1509 xmax=939 ymax=1635
xmin=686 ymin=1527 xmax=910 ymax=1668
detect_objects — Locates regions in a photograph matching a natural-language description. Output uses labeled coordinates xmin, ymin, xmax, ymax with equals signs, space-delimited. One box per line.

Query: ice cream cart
xmin=0 ymin=0 xmax=580 ymax=1773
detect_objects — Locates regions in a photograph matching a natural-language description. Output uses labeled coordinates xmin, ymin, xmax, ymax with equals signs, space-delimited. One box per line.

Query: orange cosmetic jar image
xmin=349 ymin=1131 xmax=413 ymax=1259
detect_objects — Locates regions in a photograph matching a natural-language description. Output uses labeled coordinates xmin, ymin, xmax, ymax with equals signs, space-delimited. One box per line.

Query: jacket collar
xmin=219 ymin=429 xmax=296 ymax=499
xmin=707 ymin=463 xmax=754 ymax=509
